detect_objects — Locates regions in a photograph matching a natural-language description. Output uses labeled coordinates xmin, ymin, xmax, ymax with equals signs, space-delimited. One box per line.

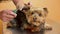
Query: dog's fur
xmin=6 ymin=3 xmax=52 ymax=32
xmin=15 ymin=3 xmax=52 ymax=32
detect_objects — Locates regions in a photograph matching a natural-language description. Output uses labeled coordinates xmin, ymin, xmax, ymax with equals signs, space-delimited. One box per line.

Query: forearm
xmin=12 ymin=0 xmax=23 ymax=5
xmin=12 ymin=0 xmax=24 ymax=10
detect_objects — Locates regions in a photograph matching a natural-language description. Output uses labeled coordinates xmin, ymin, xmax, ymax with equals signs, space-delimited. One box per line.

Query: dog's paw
xmin=44 ymin=23 xmax=52 ymax=30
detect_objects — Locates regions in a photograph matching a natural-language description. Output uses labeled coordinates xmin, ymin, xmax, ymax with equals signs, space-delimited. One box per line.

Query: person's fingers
xmin=2 ymin=16 xmax=12 ymax=22
xmin=0 ymin=10 xmax=17 ymax=22
xmin=1 ymin=10 xmax=16 ymax=18
xmin=2 ymin=10 xmax=17 ymax=18
xmin=6 ymin=10 xmax=17 ymax=18
xmin=5 ymin=15 xmax=15 ymax=19
xmin=4 ymin=14 xmax=16 ymax=20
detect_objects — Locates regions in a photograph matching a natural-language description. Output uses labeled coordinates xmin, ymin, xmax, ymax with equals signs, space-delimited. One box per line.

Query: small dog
xmin=16 ymin=3 xmax=52 ymax=32
xmin=23 ymin=8 xmax=48 ymax=32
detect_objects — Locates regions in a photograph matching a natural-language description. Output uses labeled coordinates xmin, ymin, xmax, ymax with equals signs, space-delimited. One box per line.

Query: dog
xmin=15 ymin=3 xmax=52 ymax=32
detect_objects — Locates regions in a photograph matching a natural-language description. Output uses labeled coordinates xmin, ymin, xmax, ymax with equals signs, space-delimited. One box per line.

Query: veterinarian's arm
xmin=12 ymin=0 xmax=24 ymax=10
xmin=0 ymin=0 xmax=24 ymax=23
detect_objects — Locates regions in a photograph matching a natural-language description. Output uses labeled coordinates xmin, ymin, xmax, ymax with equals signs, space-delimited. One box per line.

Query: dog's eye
xmin=39 ymin=13 xmax=42 ymax=16
xmin=31 ymin=12 xmax=34 ymax=14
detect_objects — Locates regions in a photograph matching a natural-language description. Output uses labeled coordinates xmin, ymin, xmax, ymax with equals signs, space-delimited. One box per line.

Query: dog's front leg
xmin=44 ymin=23 xmax=52 ymax=30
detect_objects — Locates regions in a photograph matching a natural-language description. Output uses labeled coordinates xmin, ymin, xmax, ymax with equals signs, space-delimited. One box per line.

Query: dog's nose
xmin=33 ymin=17 xmax=37 ymax=22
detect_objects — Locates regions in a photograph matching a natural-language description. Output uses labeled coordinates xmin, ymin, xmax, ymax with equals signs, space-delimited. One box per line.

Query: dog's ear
xmin=22 ymin=2 xmax=31 ymax=11
xmin=43 ymin=8 xmax=48 ymax=13
xmin=43 ymin=8 xmax=48 ymax=17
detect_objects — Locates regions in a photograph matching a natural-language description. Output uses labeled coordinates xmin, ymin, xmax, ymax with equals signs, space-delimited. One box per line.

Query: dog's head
xmin=22 ymin=6 xmax=48 ymax=27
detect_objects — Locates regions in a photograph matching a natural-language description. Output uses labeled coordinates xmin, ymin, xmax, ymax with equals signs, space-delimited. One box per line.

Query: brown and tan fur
xmin=16 ymin=3 xmax=52 ymax=32
xmin=22 ymin=7 xmax=48 ymax=32
xmin=6 ymin=3 xmax=52 ymax=32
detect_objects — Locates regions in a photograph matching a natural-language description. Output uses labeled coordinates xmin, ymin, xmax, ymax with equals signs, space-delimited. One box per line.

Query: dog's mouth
xmin=27 ymin=20 xmax=42 ymax=27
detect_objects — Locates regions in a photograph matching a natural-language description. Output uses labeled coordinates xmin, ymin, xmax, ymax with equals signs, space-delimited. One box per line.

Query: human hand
xmin=0 ymin=10 xmax=17 ymax=22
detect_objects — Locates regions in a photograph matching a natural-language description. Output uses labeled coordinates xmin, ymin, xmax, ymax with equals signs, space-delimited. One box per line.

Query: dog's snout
xmin=33 ymin=17 xmax=37 ymax=22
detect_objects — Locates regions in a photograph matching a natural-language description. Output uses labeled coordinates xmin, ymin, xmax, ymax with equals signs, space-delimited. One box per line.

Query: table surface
xmin=7 ymin=19 xmax=60 ymax=34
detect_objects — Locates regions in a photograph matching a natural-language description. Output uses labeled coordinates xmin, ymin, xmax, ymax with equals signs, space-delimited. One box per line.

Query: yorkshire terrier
xmin=15 ymin=3 xmax=52 ymax=32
